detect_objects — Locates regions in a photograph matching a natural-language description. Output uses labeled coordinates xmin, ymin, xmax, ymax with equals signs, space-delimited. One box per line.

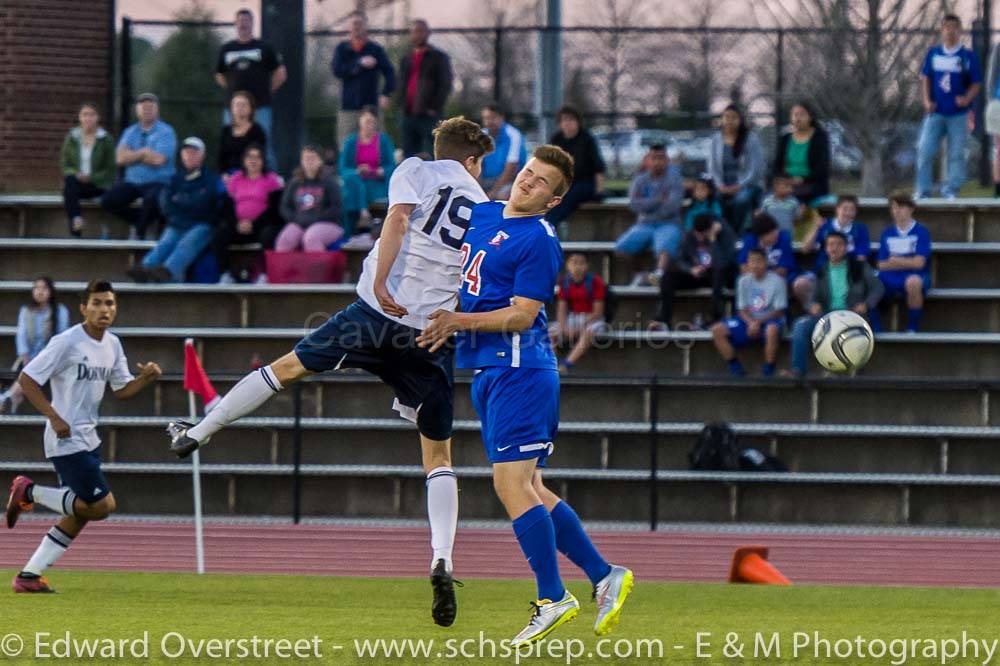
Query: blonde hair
xmin=532 ymin=145 xmax=574 ymax=196
xmin=433 ymin=116 xmax=494 ymax=162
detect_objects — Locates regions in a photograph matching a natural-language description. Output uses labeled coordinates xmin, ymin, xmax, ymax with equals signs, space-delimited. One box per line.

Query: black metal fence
xmin=118 ymin=17 xmax=994 ymax=188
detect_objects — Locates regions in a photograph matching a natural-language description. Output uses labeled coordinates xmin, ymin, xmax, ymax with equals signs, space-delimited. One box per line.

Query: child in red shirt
xmin=550 ymin=253 xmax=609 ymax=372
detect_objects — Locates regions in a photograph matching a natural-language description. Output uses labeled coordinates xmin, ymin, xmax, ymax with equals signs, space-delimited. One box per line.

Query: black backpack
xmin=561 ymin=272 xmax=617 ymax=323
xmin=689 ymin=422 xmax=741 ymax=470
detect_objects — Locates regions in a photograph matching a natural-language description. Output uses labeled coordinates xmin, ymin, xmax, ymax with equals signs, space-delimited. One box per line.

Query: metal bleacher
xmin=3 ymin=194 xmax=1000 ymax=528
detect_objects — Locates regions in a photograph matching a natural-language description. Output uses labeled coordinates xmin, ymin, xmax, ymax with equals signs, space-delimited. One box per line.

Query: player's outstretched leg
xmin=421 ymin=422 xmax=460 ymax=626
xmin=494 ymin=460 xmax=580 ymax=646
xmin=533 ymin=473 xmax=634 ymax=636
xmin=168 ymin=354 xmax=307 ymax=458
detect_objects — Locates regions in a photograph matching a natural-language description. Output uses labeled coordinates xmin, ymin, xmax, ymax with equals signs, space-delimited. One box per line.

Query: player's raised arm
xmin=417 ymin=298 xmax=542 ymax=353
xmin=373 ymin=202 xmax=416 ymax=317
xmin=113 ymin=362 xmax=162 ymax=400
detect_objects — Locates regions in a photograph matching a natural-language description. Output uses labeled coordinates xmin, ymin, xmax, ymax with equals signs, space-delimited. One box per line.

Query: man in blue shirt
xmin=874 ymin=192 xmax=932 ymax=332
xmin=480 ymin=104 xmax=527 ymax=199
xmin=417 ymin=147 xmax=633 ymax=647
xmin=332 ymin=11 xmax=396 ymax=146
xmin=916 ymin=14 xmax=982 ymax=199
xmin=100 ymin=93 xmax=176 ymax=239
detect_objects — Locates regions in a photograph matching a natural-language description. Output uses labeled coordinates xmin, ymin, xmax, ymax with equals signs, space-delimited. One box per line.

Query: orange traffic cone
xmin=728 ymin=546 xmax=791 ymax=585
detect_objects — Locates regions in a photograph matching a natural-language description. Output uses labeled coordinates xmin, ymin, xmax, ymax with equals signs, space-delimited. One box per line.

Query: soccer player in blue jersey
xmin=418 ymin=146 xmax=634 ymax=646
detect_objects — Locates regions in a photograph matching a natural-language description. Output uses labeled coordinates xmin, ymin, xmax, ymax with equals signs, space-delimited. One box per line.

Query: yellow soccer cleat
xmin=593 ymin=565 xmax=634 ymax=636
xmin=510 ymin=591 xmax=580 ymax=646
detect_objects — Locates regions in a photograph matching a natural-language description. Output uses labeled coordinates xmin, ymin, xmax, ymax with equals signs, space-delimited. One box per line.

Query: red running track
xmin=1 ymin=521 xmax=998 ymax=587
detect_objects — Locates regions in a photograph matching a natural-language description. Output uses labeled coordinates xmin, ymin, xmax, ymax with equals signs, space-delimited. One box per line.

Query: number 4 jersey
xmin=456 ymin=201 xmax=564 ymax=370
xmin=356 ymin=157 xmax=488 ymax=330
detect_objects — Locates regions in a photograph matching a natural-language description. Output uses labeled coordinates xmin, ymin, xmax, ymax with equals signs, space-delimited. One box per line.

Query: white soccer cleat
xmin=510 ymin=590 xmax=580 ymax=646
xmin=593 ymin=564 xmax=634 ymax=636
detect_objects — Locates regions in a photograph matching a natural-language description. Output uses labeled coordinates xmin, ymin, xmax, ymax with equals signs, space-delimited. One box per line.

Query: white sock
xmin=188 ymin=366 xmax=282 ymax=443
xmin=31 ymin=485 xmax=76 ymax=516
xmin=23 ymin=526 xmax=73 ymax=576
xmin=426 ymin=466 xmax=458 ymax=573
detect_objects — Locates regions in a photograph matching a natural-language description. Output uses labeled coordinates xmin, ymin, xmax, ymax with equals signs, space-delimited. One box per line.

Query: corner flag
xmin=184 ymin=339 xmax=220 ymax=413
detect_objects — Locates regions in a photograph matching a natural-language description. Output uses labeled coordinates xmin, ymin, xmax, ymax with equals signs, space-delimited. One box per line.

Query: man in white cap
xmin=128 ymin=137 xmax=225 ymax=283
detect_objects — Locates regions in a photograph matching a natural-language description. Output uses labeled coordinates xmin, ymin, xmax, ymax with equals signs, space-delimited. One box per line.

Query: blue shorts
xmin=471 ymin=366 xmax=559 ymax=467
xmin=615 ymin=222 xmax=683 ymax=258
xmin=723 ymin=317 xmax=784 ymax=348
xmin=294 ymin=299 xmax=455 ymax=441
xmin=51 ymin=447 xmax=110 ymax=504
xmin=879 ymin=271 xmax=930 ymax=297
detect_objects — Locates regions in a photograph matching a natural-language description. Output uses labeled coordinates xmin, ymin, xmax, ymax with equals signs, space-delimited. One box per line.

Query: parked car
xmin=594 ymin=129 xmax=709 ymax=179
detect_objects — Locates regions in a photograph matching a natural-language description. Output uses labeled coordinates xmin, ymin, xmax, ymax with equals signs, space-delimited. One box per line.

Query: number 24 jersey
xmin=456 ymin=201 xmax=564 ymax=371
xmin=356 ymin=157 xmax=488 ymax=330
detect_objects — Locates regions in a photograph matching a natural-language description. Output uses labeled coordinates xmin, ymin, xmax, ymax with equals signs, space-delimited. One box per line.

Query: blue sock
xmin=907 ymin=308 xmax=923 ymax=332
xmin=727 ymin=358 xmax=746 ymax=376
xmin=512 ymin=504 xmax=565 ymax=602
xmin=550 ymin=501 xmax=612 ymax=585
xmin=762 ymin=362 xmax=775 ymax=377
xmin=867 ymin=308 xmax=882 ymax=333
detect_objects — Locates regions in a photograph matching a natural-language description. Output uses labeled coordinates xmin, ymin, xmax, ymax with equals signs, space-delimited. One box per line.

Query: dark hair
xmin=360 ymin=105 xmax=378 ymax=118
xmin=229 ymin=90 xmax=257 ymax=122
xmin=78 ymin=101 xmax=100 ymax=115
xmin=836 ymin=194 xmax=859 ymax=207
xmin=694 ymin=174 xmax=716 ymax=200
xmin=29 ymin=276 xmax=59 ymax=344
xmin=773 ymin=172 xmax=794 ymax=182
xmin=747 ymin=248 xmax=768 ymax=261
xmin=648 ymin=143 xmax=667 ymax=152
xmin=693 ymin=213 xmax=716 ymax=232
xmin=943 ymin=13 xmax=961 ymax=24
xmin=750 ymin=212 xmax=779 ymax=237
xmin=236 ymin=8 xmax=253 ymax=20
xmin=81 ymin=279 xmax=114 ymax=304
xmin=483 ymin=103 xmax=505 ymax=117
xmin=433 ymin=116 xmax=494 ymax=163
xmin=825 ymin=231 xmax=849 ymax=245
xmin=556 ymin=105 xmax=583 ymax=126
xmin=349 ymin=10 xmax=368 ymax=22
xmin=888 ymin=190 xmax=916 ymax=209
xmin=294 ymin=144 xmax=325 ymax=180
xmin=241 ymin=143 xmax=268 ymax=174
xmin=722 ymin=104 xmax=749 ymax=158
xmin=791 ymin=100 xmax=818 ymax=128
xmin=532 ymin=145 xmax=575 ymax=196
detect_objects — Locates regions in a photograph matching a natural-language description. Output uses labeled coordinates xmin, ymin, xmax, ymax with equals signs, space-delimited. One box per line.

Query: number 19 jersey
xmin=356 ymin=157 xmax=488 ymax=330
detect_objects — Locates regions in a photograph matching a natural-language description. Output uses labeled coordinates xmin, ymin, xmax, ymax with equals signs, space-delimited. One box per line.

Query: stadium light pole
xmin=534 ymin=0 xmax=563 ymax=142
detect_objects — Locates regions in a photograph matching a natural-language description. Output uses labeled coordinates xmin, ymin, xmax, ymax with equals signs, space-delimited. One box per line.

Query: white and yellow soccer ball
xmin=811 ymin=310 xmax=875 ymax=373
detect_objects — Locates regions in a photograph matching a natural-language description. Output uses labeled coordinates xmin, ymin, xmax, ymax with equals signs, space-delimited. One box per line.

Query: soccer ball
xmin=811 ymin=310 xmax=875 ymax=373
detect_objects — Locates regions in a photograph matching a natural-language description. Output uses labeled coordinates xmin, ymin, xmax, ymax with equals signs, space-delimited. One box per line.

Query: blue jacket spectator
xmin=709 ymin=104 xmax=765 ymax=231
xmin=129 ymin=138 xmax=224 ymax=284
xmin=101 ymin=93 xmax=177 ymax=239
xmin=916 ymin=14 xmax=983 ymax=198
xmin=480 ymin=104 xmax=527 ymax=199
xmin=802 ymin=195 xmax=871 ymax=271
xmin=684 ymin=176 xmax=723 ymax=231
xmin=738 ymin=213 xmax=799 ymax=283
xmin=874 ymin=192 xmax=932 ymax=332
xmin=332 ymin=12 xmax=396 ymax=145
xmin=339 ymin=108 xmax=396 ymax=237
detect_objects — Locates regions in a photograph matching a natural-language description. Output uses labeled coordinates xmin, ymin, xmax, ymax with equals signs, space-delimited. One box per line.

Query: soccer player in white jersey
xmin=4 ymin=280 xmax=162 ymax=593
xmin=165 ymin=117 xmax=493 ymax=626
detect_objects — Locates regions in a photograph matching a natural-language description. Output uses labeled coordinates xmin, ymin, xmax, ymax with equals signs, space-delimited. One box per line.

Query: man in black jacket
xmin=398 ymin=20 xmax=453 ymax=158
xmin=786 ymin=231 xmax=883 ymax=376
xmin=652 ymin=213 xmax=737 ymax=330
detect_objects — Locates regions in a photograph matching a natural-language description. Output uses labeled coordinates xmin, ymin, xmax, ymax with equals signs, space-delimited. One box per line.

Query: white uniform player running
xmin=5 ymin=280 xmax=162 ymax=593
xmin=165 ymin=117 xmax=494 ymax=627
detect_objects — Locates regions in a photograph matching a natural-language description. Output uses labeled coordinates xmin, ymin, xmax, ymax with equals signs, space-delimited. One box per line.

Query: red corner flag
xmin=184 ymin=339 xmax=220 ymax=413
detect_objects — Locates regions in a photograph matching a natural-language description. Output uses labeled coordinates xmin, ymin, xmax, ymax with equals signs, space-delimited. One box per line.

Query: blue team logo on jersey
xmin=77 ymin=364 xmax=113 ymax=382
xmin=489 ymin=230 xmax=510 ymax=247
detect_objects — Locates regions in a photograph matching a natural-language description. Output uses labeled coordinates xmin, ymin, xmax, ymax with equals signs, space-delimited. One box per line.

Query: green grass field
xmin=3 ymin=570 xmax=999 ymax=664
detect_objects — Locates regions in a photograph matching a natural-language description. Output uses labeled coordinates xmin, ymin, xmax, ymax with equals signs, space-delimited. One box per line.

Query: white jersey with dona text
xmin=22 ymin=324 xmax=134 ymax=459
xmin=356 ymin=157 xmax=488 ymax=330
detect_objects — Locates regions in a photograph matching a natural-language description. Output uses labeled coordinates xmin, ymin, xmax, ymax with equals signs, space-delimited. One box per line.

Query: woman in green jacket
xmin=60 ymin=103 xmax=116 ymax=237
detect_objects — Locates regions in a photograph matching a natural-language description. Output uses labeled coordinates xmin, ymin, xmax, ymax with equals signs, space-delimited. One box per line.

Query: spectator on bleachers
xmin=874 ymin=192 xmax=932 ymax=332
xmin=772 ymin=101 xmax=830 ymax=205
xmin=218 ymin=91 xmax=267 ymax=177
xmin=546 ymin=106 xmax=606 ymax=224
xmin=709 ymin=104 xmax=765 ymax=232
xmin=128 ymin=137 xmax=224 ymax=283
xmin=215 ymin=9 xmax=286 ymax=169
xmin=0 ymin=277 xmax=70 ymax=414
xmin=758 ymin=173 xmax=803 ymax=235
xmin=986 ymin=40 xmax=1000 ymax=197
xmin=101 ymin=93 xmax=176 ymax=239
xmin=738 ymin=212 xmax=800 ymax=286
xmin=684 ymin=175 xmax=723 ymax=231
xmin=616 ymin=144 xmax=684 ymax=286
xmin=653 ymin=213 xmax=737 ymax=331
xmin=332 ymin=11 xmax=396 ymax=146
xmin=801 ymin=194 xmax=871 ymax=271
xmin=216 ymin=144 xmax=284 ymax=282
xmin=550 ymin=253 xmax=608 ymax=373
xmin=60 ymin=102 xmax=116 ymax=237
xmin=916 ymin=14 xmax=982 ymax=200
xmin=398 ymin=19 xmax=452 ymax=158
xmin=712 ymin=248 xmax=787 ymax=377
xmin=277 ymin=145 xmax=343 ymax=252
xmin=786 ymin=232 xmax=883 ymax=377
xmin=338 ymin=107 xmax=395 ymax=238
xmin=480 ymin=104 xmax=527 ymax=199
